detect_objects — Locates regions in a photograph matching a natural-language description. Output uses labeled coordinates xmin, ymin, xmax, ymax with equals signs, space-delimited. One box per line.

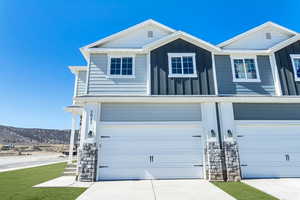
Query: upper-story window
xmin=108 ymin=55 xmax=135 ymax=78
xmin=231 ymin=56 xmax=260 ymax=82
xmin=168 ymin=53 xmax=197 ymax=77
xmin=290 ymin=54 xmax=300 ymax=81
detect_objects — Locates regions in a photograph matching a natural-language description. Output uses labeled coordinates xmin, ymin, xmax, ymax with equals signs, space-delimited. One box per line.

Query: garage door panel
xmin=240 ymin=153 xmax=294 ymax=162
xmin=242 ymin=166 xmax=300 ymax=178
xmin=99 ymin=168 xmax=155 ymax=180
xmin=97 ymin=124 xmax=204 ymax=180
xmin=237 ymin=123 xmax=300 ymax=178
xmin=147 ymin=167 xmax=203 ymax=179
xmin=153 ymin=154 xmax=203 ymax=165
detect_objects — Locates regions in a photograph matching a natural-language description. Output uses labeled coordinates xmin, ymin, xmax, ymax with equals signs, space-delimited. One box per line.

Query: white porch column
xmin=68 ymin=114 xmax=77 ymax=164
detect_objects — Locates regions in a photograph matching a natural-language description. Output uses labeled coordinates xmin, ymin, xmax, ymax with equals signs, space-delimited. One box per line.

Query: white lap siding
xmin=75 ymin=71 xmax=87 ymax=96
xmin=87 ymin=54 xmax=147 ymax=95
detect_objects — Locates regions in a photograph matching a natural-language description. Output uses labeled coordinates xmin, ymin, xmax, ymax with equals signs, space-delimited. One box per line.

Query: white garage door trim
xmin=96 ymin=122 xmax=204 ymax=181
xmin=236 ymin=120 xmax=300 ymax=178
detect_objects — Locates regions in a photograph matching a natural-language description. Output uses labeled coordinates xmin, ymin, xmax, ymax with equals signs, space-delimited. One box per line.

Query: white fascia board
xmin=80 ymin=47 xmax=91 ymax=62
xmin=73 ymin=95 xmax=300 ymax=104
xmin=144 ymin=31 xmax=221 ymax=52
xmin=269 ymin=34 xmax=300 ymax=53
xmin=81 ymin=19 xmax=176 ymax=50
xmin=69 ymin=66 xmax=88 ymax=75
xmin=215 ymin=49 xmax=270 ymax=55
xmin=64 ymin=105 xmax=83 ymax=114
xmin=218 ymin=21 xmax=298 ymax=48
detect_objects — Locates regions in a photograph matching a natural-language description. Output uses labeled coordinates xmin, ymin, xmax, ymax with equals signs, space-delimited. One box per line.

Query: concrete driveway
xmin=243 ymin=179 xmax=300 ymax=200
xmin=76 ymin=179 xmax=235 ymax=200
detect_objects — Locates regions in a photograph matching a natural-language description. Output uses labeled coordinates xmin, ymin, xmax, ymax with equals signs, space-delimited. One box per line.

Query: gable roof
xmin=218 ymin=21 xmax=298 ymax=48
xmin=269 ymin=34 xmax=300 ymax=52
xmin=143 ymin=31 xmax=220 ymax=52
xmin=82 ymin=19 xmax=176 ymax=49
xmin=80 ymin=19 xmax=221 ymax=60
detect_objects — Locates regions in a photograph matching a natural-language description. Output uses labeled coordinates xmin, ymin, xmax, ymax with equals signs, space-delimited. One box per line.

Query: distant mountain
xmin=0 ymin=125 xmax=78 ymax=144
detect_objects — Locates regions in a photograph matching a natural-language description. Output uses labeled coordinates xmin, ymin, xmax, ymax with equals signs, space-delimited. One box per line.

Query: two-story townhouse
xmin=65 ymin=20 xmax=300 ymax=182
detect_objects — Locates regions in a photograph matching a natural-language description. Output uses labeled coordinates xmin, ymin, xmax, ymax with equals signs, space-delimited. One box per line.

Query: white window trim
xmin=230 ymin=55 xmax=261 ymax=82
xmin=290 ymin=54 xmax=300 ymax=82
xmin=107 ymin=55 xmax=135 ymax=78
xmin=168 ymin=53 xmax=197 ymax=78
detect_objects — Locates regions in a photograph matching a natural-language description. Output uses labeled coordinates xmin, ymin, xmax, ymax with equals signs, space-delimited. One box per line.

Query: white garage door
xmin=237 ymin=122 xmax=300 ymax=178
xmin=97 ymin=123 xmax=204 ymax=180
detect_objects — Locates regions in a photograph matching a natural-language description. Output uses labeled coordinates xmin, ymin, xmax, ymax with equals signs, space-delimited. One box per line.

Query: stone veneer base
xmin=78 ymin=143 xmax=97 ymax=182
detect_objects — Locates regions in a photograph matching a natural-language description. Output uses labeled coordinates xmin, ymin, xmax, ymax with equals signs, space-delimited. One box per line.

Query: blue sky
xmin=0 ymin=0 xmax=299 ymax=129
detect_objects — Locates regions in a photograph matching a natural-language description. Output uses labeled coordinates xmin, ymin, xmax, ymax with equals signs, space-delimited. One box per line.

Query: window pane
xmin=171 ymin=57 xmax=182 ymax=74
xmin=110 ymin=58 xmax=121 ymax=75
xmin=182 ymin=56 xmax=194 ymax=74
xmin=244 ymin=59 xmax=257 ymax=79
xmin=233 ymin=59 xmax=246 ymax=79
xmin=121 ymin=57 xmax=133 ymax=75
xmin=293 ymin=58 xmax=300 ymax=78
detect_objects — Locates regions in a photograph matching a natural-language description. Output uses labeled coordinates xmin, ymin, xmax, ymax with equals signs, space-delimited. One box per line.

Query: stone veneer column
xmin=78 ymin=143 xmax=98 ymax=182
xmin=223 ymin=140 xmax=241 ymax=181
xmin=205 ymin=141 xmax=225 ymax=181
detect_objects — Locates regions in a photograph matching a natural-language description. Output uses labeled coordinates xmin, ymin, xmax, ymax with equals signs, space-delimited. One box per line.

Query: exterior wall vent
xmin=147 ymin=31 xmax=153 ymax=38
xmin=265 ymin=32 xmax=272 ymax=40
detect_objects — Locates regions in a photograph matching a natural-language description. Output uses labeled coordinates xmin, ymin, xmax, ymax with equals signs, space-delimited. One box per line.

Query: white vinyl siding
xmin=222 ymin=26 xmax=292 ymax=50
xmin=101 ymin=103 xmax=202 ymax=121
xmin=75 ymin=71 xmax=87 ymax=96
xmin=87 ymin=54 xmax=147 ymax=95
xmin=99 ymin=25 xmax=172 ymax=48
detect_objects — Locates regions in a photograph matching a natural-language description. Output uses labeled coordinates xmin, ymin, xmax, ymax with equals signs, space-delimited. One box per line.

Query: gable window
xmin=108 ymin=56 xmax=135 ymax=77
xmin=290 ymin=54 xmax=300 ymax=81
xmin=168 ymin=53 xmax=197 ymax=77
xmin=231 ymin=56 xmax=260 ymax=82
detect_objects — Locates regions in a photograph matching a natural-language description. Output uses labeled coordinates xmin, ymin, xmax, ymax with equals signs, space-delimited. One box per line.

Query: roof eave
xmin=218 ymin=21 xmax=298 ymax=48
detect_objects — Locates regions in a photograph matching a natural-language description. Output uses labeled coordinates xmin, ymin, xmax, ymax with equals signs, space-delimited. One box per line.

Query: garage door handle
xmin=240 ymin=164 xmax=248 ymax=167
xmin=99 ymin=165 xmax=109 ymax=168
xmin=237 ymin=135 xmax=244 ymax=138
xmin=192 ymin=135 xmax=202 ymax=138
xmin=101 ymin=136 xmax=111 ymax=138
xmin=150 ymin=155 xmax=154 ymax=163
xmin=193 ymin=164 xmax=203 ymax=167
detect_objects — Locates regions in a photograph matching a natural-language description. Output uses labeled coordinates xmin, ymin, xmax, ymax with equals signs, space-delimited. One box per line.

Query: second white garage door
xmin=97 ymin=123 xmax=204 ymax=180
xmin=237 ymin=121 xmax=300 ymax=178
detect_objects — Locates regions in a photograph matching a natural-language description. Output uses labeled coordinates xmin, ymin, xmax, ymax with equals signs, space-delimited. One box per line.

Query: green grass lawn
xmin=213 ymin=182 xmax=279 ymax=200
xmin=0 ymin=162 xmax=86 ymax=200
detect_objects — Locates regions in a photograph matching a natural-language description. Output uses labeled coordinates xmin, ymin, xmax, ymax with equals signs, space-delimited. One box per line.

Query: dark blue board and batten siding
xmin=150 ymin=39 xmax=215 ymax=95
xmin=214 ymin=55 xmax=275 ymax=95
xmin=275 ymin=40 xmax=300 ymax=95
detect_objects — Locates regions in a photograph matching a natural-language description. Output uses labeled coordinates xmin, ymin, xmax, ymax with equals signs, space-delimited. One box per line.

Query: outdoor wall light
xmin=227 ymin=130 xmax=233 ymax=137
xmin=88 ymin=130 xmax=93 ymax=137
xmin=210 ymin=130 xmax=216 ymax=137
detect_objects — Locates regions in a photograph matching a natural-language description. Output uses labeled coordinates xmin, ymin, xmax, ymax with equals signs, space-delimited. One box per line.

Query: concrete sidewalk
xmin=34 ymin=176 xmax=93 ymax=188
xmin=243 ymin=179 xmax=300 ymax=200
xmin=76 ymin=179 xmax=236 ymax=200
